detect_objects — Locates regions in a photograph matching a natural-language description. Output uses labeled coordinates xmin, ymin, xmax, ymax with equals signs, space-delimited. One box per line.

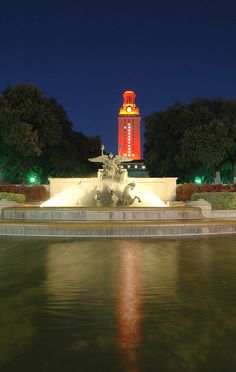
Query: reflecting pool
xmin=0 ymin=236 xmax=236 ymax=372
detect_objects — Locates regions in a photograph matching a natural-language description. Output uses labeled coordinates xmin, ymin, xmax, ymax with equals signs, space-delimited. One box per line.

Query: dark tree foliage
xmin=144 ymin=98 xmax=236 ymax=183
xmin=0 ymin=84 xmax=101 ymax=183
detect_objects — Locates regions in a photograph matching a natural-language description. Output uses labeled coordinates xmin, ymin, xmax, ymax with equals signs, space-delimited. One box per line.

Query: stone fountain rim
xmin=2 ymin=205 xmax=203 ymax=211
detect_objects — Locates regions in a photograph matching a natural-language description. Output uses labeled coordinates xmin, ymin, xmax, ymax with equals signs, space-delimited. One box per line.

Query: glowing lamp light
xmin=27 ymin=171 xmax=40 ymax=185
xmin=194 ymin=176 xmax=203 ymax=184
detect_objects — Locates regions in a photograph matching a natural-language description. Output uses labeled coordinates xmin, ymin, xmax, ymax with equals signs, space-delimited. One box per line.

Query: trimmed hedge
xmin=0 ymin=192 xmax=25 ymax=203
xmin=177 ymin=183 xmax=236 ymax=201
xmin=191 ymin=192 xmax=236 ymax=210
xmin=0 ymin=185 xmax=49 ymax=201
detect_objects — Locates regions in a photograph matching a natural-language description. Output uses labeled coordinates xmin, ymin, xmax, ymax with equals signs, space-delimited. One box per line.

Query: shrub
xmin=0 ymin=192 xmax=25 ymax=203
xmin=191 ymin=192 xmax=236 ymax=210
xmin=177 ymin=183 xmax=236 ymax=201
xmin=176 ymin=183 xmax=200 ymax=201
xmin=0 ymin=184 xmax=49 ymax=201
xmin=24 ymin=185 xmax=49 ymax=201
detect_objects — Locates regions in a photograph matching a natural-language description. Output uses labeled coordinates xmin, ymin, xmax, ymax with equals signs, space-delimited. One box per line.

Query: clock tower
xmin=118 ymin=90 xmax=141 ymax=159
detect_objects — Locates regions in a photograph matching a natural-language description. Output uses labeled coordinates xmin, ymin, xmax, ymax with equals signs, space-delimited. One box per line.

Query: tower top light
xmin=119 ymin=90 xmax=140 ymax=115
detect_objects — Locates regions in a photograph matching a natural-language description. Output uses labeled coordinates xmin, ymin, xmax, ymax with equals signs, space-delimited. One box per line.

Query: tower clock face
xmin=126 ymin=106 xmax=132 ymax=112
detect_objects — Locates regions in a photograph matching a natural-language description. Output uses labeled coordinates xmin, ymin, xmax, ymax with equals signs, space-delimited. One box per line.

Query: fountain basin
xmin=0 ymin=218 xmax=236 ymax=238
xmin=1 ymin=206 xmax=203 ymax=221
xmin=1 ymin=205 xmax=236 ymax=238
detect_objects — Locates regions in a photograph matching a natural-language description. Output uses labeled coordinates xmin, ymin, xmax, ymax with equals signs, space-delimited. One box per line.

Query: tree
xmin=144 ymin=98 xmax=236 ymax=182
xmin=180 ymin=119 xmax=233 ymax=174
xmin=0 ymin=84 xmax=101 ymax=183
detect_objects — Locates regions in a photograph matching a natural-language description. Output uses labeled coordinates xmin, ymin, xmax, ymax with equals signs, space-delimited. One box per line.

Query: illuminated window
xmin=142 ymin=165 xmax=146 ymax=169
xmin=134 ymin=165 xmax=138 ymax=169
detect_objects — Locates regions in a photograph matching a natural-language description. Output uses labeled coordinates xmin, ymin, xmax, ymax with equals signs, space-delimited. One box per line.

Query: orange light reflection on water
xmin=116 ymin=243 xmax=143 ymax=372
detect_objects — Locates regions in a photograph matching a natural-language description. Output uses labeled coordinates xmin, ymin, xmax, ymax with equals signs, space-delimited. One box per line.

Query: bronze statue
xmin=88 ymin=145 xmax=133 ymax=181
xmin=117 ymin=182 xmax=141 ymax=206
xmin=88 ymin=146 xmax=141 ymax=206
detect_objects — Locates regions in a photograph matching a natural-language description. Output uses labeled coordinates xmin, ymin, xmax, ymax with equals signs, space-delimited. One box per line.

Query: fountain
xmin=41 ymin=145 xmax=166 ymax=208
xmin=3 ymin=146 xmax=232 ymax=238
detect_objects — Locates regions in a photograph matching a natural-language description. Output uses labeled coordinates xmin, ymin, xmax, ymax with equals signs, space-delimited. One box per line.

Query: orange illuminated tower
xmin=118 ymin=90 xmax=141 ymax=159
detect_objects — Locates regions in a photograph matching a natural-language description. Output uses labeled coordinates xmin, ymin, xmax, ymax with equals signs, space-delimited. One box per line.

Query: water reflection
xmin=45 ymin=241 xmax=87 ymax=303
xmin=142 ymin=241 xmax=179 ymax=302
xmin=116 ymin=241 xmax=143 ymax=372
xmin=45 ymin=240 xmax=114 ymax=306
xmin=45 ymin=239 xmax=145 ymax=370
xmin=0 ymin=238 xmax=45 ymax=364
xmin=1 ymin=237 xmax=236 ymax=371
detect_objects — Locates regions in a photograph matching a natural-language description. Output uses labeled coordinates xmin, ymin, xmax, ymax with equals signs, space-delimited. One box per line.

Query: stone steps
xmin=1 ymin=206 xmax=235 ymax=238
xmin=0 ymin=219 xmax=236 ymax=237
xmin=1 ymin=206 xmax=203 ymax=222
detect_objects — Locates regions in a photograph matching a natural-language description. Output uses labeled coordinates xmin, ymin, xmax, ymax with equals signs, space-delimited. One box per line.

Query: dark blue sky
xmin=1 ymin=0 xmax=236 ymax=154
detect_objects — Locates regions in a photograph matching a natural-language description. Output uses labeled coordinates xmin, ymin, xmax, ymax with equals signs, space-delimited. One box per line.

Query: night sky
xmin=1 ymin=0 xmax=236 ymax=155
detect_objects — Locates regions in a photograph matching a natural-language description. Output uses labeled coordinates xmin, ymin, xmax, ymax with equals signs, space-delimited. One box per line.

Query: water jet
xmin=42 ymin=147 xmax=171 ymax=208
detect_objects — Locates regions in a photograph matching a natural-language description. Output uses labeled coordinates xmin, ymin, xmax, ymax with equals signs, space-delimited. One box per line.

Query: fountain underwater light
xmin=41 ymin=146 xmax=166 ymax=208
